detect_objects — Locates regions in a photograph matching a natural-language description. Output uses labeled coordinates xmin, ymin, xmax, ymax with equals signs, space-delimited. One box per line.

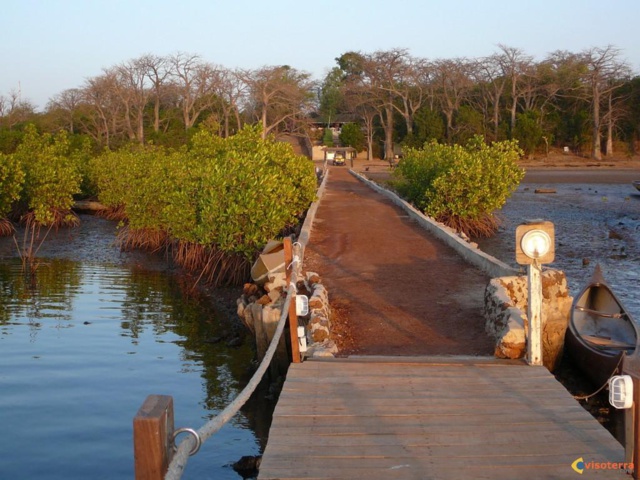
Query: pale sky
xmin=2 ymin=0 xmax=640 ymax=111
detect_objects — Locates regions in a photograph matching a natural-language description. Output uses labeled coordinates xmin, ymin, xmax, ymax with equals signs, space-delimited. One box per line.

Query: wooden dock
xmin=259 ymin=357 xmax=627 ymax=479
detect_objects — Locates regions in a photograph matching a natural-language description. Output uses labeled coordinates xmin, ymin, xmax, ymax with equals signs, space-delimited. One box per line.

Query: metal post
xmin=527 ymin=260 xmax=543 ymax=366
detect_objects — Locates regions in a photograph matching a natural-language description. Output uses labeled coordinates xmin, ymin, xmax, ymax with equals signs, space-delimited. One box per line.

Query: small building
xmin=323 ymin=147 xmax=357 ymax=164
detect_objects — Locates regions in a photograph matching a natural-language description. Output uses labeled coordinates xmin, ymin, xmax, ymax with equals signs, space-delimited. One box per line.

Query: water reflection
xmin=0 ymin=248 xmax=262 ymax=479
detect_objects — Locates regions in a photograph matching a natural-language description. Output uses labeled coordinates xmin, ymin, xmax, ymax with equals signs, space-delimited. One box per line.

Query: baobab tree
xmin=580 ymin=45 xmax=631 ymax=159
xmin=240 ymin=65 xmax=315 ymax=139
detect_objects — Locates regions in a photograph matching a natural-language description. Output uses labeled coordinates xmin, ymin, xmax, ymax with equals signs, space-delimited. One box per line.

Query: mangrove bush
xmin=89 ymin=125 xmax=317 ymax=286
xmin=394 ymin=136 xmax=524 ymax=237
xmin=0 ymin=152 xmax=24 ymax=235
xmin=12 ymin=125 xmax=85 ymax=228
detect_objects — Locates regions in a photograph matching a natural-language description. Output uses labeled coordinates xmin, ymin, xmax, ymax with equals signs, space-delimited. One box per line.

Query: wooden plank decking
xmin=258 ymin=356 xmax=627 ymax=479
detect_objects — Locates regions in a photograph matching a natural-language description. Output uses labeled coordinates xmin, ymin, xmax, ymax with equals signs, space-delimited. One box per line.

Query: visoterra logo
xmin=571 ymin=457 xmax=633 ymax=474
xmin=571 ymin=457 xmax=585 ymax=474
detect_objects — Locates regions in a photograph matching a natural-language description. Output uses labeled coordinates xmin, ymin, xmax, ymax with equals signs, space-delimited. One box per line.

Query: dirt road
xmin=303 ymin=166 xmax=495 ymax=356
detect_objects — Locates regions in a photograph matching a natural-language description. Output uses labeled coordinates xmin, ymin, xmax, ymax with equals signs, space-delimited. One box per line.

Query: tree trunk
xmin=591 ymin=88 xmax=602 ymax=160
xmin=153 ymin=97 xmax=160 ymax=133
xmin=261 ymin=106 xmax=268 ymax=140
xmin=444 ymin=110 xmax=454 ymax=142
xmin=383 ymin=104 xmax=394 ymax=164
xmin=137 ymin=109 xmax=145 ymax=144
xmin=605 ymin=92 xmax=614 ymax=156
xmin=510 ymin=80 xmax=517 ymax=135
xmin=404 ymin=113 xmax=413 ymax=137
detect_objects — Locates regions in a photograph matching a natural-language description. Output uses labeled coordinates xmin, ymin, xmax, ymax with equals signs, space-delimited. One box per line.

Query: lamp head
xmin=516 ymin=220 xmax=555 ymax=265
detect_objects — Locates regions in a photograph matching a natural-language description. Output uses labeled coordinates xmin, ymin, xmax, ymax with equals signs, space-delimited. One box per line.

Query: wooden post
xmin=283 ymin=237 xmax=301 ymax=363
xmin=622 ymin=355 xmax=640 ymax=478
xmin=527 ymin=261 xmax=543 ymax=366
xmin=133 ymin=395 xmax=174 ymax=480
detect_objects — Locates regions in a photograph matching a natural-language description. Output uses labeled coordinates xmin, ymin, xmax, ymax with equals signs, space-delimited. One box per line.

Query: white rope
xmin=165 ymin=253 xmax=300 ymax=480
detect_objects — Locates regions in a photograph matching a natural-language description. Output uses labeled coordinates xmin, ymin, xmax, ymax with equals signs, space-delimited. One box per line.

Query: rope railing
xmin=164 ymin=243 xmax=301 ymax=480
xmin=135 ymin=172 xmax=329 ymax=480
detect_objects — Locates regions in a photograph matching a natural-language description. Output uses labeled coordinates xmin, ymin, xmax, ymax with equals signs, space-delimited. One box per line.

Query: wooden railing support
xmin=283 ymin=236 xmax=301 ymax=363
xmin=622 ymin=355 xmax=640 ymax=478
xmin=133 ymin=395 xmax=175 ymax=480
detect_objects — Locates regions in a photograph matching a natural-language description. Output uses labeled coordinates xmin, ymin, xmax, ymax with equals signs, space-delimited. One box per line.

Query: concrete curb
xmin=298 ymin=169 xmax=330 ymax=259
xmin=349 ymin=169 xmax=519 ymax=279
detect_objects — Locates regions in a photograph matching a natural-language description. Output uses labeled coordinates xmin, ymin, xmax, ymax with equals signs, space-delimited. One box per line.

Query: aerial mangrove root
xmin=435 ymin=212 xmax=501 ymax=238
xmin=173 ymin=241 xmax=251 ymax=288
xmin=116 ymin=226 xmax=169 ymax=254
xmin=0 ymin=217 xmax=14 ymax=237
xmin=97 ymin=205 xmax=127 ymax=222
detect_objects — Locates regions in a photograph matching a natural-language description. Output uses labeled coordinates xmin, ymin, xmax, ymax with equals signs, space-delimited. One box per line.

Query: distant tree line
xmin=321 ymin=45 xmax=639 ymax=162
xmin=1 ymin=45 xmax=639 ymax=161
xmin=0 ymin=53 xmax=315 ymax=151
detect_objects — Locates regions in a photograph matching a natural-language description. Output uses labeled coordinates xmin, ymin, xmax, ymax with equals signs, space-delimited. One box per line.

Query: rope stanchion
xmin=165 ymin=247 xmax=301 ymax=480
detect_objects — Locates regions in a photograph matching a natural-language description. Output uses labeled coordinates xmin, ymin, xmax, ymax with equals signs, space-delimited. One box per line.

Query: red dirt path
xmin=303 ymin=166 xmax=496 ymax=357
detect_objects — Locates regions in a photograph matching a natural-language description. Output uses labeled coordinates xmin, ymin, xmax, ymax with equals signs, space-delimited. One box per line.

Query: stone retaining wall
xmin=484 ymin=269 xmax=572 ymax=372
xmin=236 ymin=271 xmax=337 ymax=361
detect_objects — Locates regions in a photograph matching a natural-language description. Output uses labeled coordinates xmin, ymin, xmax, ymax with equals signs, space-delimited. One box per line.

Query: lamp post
xmin=516 ymin=221 xmax=555 ymax=366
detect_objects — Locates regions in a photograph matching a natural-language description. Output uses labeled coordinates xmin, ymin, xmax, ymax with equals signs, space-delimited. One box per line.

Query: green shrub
xmin=89 ymin=125 xmax=317 ymax=285
xmin=0 ymin=152 xmax=24 ymax=216
xmin=322 ymin=128 xmax=334 ymax=147
xmin=0 ymin=152 xmax=24 ymax=234
xmin=395 ymin=136 xmax=524 ymax=237
xmin=339 ymin=123 xmax=365 ymax=152
xmin=513 ymin=111 xmax=544 ymax=157
xmin=13 ymin=125 xmax=82 ymax=226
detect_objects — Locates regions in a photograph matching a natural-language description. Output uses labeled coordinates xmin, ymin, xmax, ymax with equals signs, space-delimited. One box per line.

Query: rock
xmin=204 ymin=335 xmax=226 ymax=344
xmin=226 ymin=336 xmax=243 ymax=348
xmin=305 ymin=272 xmax=322 ymax=288
xmin=582 ymin=258 xmax=590 ymax=266
xmin=484 ymin=269 xmax=572 ymax=372
xmin=608 ymin=230 xmax=623 ymax=240
xmin=232 ymin=455 xmax=262 ymax=478
xmin=267 ymin=289 xmax=281 ymax=303
xmin=243 ymin=283 xmax=259 ymax=296
xmin=256 ymin=294 xmax=272 ymax=305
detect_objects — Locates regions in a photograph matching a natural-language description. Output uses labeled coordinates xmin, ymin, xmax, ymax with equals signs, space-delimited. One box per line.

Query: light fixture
xmin=521 ymin=229 xmax=552 ymax=260
xmin=609 ymin=375 xmax=634 ymax=409
xmin=295 ymin=295 xmax=309 ymax=316
xmin=515 ymin=220 xmax=555 ymax=265
xmin=515 ymin=220 xmax=555 ymax=366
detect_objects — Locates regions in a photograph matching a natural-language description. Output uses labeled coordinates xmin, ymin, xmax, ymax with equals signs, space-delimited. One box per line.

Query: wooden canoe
xmin=633 ymin=180 xmax=640 ymax=192
xmin=565 ymin=265 xmax=638 ymax=388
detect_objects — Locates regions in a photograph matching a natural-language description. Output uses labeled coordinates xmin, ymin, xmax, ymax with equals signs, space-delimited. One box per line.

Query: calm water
xmin=0 ymin=218 xmax=267 ymax=479
xmin=477 ymin=182 xmax=640 ymax=320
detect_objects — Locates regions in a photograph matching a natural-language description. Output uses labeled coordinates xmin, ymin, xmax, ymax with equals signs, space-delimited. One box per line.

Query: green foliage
xmin=453 ymin=106 xmax=484 ymax=145
xmin=339 ymin=123 xmax=365 ymax=152
xmin=322 ymin=128 xmax=334 ymax=147
xmin=88 ymin=125 xmax=317 ymax=284
xmin=319 ymin=67 xmax=345 ymax=124
xmin=410 ymin=108 xmax=446 ymax=147
xmin=0 ymin=128 xmax=25 ymax=154
xmin=185 ymin=125 xmax=317 ymax=254
xmin=0 ymin=152 xmax=24 ymax=218
xmin=513 ymin=111 xmax=544 ymax=156
xmin=12 ymin=125 xmax=82 ymax=226
xmin=394 ymin=136 xmax=524 ymax=237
